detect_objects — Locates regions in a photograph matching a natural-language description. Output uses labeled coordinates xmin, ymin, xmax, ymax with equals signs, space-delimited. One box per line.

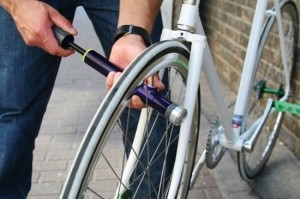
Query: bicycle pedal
xmin=274 ymin=101 xmax=300 ymax=116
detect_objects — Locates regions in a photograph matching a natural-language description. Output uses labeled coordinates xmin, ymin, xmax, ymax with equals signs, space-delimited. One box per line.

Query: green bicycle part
xmin=254 ymin=80 xmax=285 ymax=98
xmin=274 ymin=101 xmax=300 ymax=116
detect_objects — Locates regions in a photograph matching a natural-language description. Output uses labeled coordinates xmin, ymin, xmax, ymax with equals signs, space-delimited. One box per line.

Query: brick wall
xmin=174 ymin=0 xmax=300 ymax=158
xmin=198 ymin=0 xmax=300 ymax=158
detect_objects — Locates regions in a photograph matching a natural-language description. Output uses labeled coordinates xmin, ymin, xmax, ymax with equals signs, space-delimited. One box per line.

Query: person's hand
xmin=107 ymin=34 xmax=164 ymax=108
xmin=1 ymin=0 xmax=77 ymax=57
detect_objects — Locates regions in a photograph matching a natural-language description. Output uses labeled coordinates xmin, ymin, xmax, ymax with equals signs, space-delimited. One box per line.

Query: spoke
xmin=87 ymin=187 xmax=104 ymax=199
xmin=102 ymin=153 xmax=128 ymax=190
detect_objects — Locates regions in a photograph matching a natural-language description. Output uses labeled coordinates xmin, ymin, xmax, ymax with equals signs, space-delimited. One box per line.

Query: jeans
xmin=0 ymin=0 xmax=164 ymax=197
xmin=0 ymin=0 xmax=119 ymax=197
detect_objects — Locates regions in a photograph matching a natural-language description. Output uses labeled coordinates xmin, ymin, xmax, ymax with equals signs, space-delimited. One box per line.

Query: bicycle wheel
xmin=61 ymin=40 xmax=201 ymax=198
xmin=238 ymin=0 xmax=298 ymax=180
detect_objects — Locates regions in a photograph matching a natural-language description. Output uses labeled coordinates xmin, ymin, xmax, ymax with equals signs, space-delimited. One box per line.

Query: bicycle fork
xmin=161 ymin=23 xmax=212 ymax=198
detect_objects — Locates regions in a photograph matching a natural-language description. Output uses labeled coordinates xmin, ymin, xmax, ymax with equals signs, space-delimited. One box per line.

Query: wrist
xmin=114 ymin=25 xmax=152 ymax=47
xmin=0 ymin=0 xmax=31 ymax=15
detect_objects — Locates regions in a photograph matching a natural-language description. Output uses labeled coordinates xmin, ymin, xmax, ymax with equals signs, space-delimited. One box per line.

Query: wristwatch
xmin=114 ymin=24 xmax=152 ymax=47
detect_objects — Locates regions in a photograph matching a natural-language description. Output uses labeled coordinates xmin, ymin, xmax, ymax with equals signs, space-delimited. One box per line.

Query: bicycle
xmin=56 ymin=0 xmax=299 ymax=198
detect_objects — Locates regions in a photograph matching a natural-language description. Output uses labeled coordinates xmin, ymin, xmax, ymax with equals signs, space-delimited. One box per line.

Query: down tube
xmin=167 ymin=35 xmax=205 ymax=199
xmin=195 ymin=17 xmax=236 ymax=143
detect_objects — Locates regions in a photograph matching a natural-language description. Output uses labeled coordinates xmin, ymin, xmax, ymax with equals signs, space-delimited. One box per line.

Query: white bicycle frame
xmin=117 ymin=0 xmax=291 ymax=198
xmin=161 ymin=0 xmax=291 ymax=198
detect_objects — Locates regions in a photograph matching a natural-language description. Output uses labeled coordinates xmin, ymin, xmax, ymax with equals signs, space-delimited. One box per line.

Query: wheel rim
xmin=240 ymin=3 xmax=298 ymax=180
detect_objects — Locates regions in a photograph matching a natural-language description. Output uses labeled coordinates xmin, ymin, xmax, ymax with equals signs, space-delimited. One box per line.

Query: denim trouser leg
xmin=80 ymin=0 xmax=119 ymax=57
xmin=0 ymin=0 xmax=166 ymax=197
xmin=0 ymin=2 xmax=76 ymax=197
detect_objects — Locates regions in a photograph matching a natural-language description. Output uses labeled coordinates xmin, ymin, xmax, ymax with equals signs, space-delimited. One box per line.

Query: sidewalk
xmin=28 ymin=8 xmax=300 ymax=199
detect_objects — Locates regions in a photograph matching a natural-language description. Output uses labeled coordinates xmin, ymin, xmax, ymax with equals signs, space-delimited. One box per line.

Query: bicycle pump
xmin=52 ymin=26 xmax=187 ymax=125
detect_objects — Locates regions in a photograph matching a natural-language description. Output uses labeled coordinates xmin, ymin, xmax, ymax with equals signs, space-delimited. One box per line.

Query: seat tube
xmin=233 ymin=0 xmax=268 ymax=135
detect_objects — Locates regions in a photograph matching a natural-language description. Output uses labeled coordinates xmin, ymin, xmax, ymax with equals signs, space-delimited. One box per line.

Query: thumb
xmin=48 ymin=6 xmax=78 ymax=35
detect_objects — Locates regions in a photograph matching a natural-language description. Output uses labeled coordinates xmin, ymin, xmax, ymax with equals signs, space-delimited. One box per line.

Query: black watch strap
xmin=114 ymin=25 xmax=152 ymax=47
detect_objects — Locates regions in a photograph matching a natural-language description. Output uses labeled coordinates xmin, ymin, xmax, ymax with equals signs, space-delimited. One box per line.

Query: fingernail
xmin=69 ymin=27 xmax=78 ymax=35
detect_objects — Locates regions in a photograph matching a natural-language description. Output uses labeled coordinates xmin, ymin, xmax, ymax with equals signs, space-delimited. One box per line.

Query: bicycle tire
xmin=238 ymin=0 xmax=298 ymax=180
xmin=60 ymin=40 xmax=201 ymax=198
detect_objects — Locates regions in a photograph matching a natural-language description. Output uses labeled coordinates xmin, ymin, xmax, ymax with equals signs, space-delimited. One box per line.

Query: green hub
xmin=254 ymin=80 xmax=285 ymax=99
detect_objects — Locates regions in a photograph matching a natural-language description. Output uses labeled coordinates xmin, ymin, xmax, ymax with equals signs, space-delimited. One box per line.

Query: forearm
xmin=118 ymin=0 xmax=162 ymax=33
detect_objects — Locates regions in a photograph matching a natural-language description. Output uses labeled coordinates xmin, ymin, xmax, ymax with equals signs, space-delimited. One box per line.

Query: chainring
xmin=205 ymin=116 xmax=226 ymax=169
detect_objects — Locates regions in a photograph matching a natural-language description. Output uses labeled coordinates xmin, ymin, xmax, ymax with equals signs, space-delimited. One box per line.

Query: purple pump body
xmin=83 ymin=50 xmax=172 ymax=117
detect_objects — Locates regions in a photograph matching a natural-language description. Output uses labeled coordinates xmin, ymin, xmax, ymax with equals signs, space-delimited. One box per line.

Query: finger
xmin=43 ymin=30 xmax=75 ymax=57
xmin=153 ymin=74 xmax=165 ymax=90
xmin=41 ymin=4 xmax=76 ymax=56
xmin=146 ymin=74 xmax=165 ymax=90
xmin=130 ymin=95 xmax=146 ymax=109
xmin=113 ymin=72 xmax=122 ymax=85
xmin=48 ymin=5 xmax=78 ymax=35
xmin=106 ymin=72 xmax=116 ymax=90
